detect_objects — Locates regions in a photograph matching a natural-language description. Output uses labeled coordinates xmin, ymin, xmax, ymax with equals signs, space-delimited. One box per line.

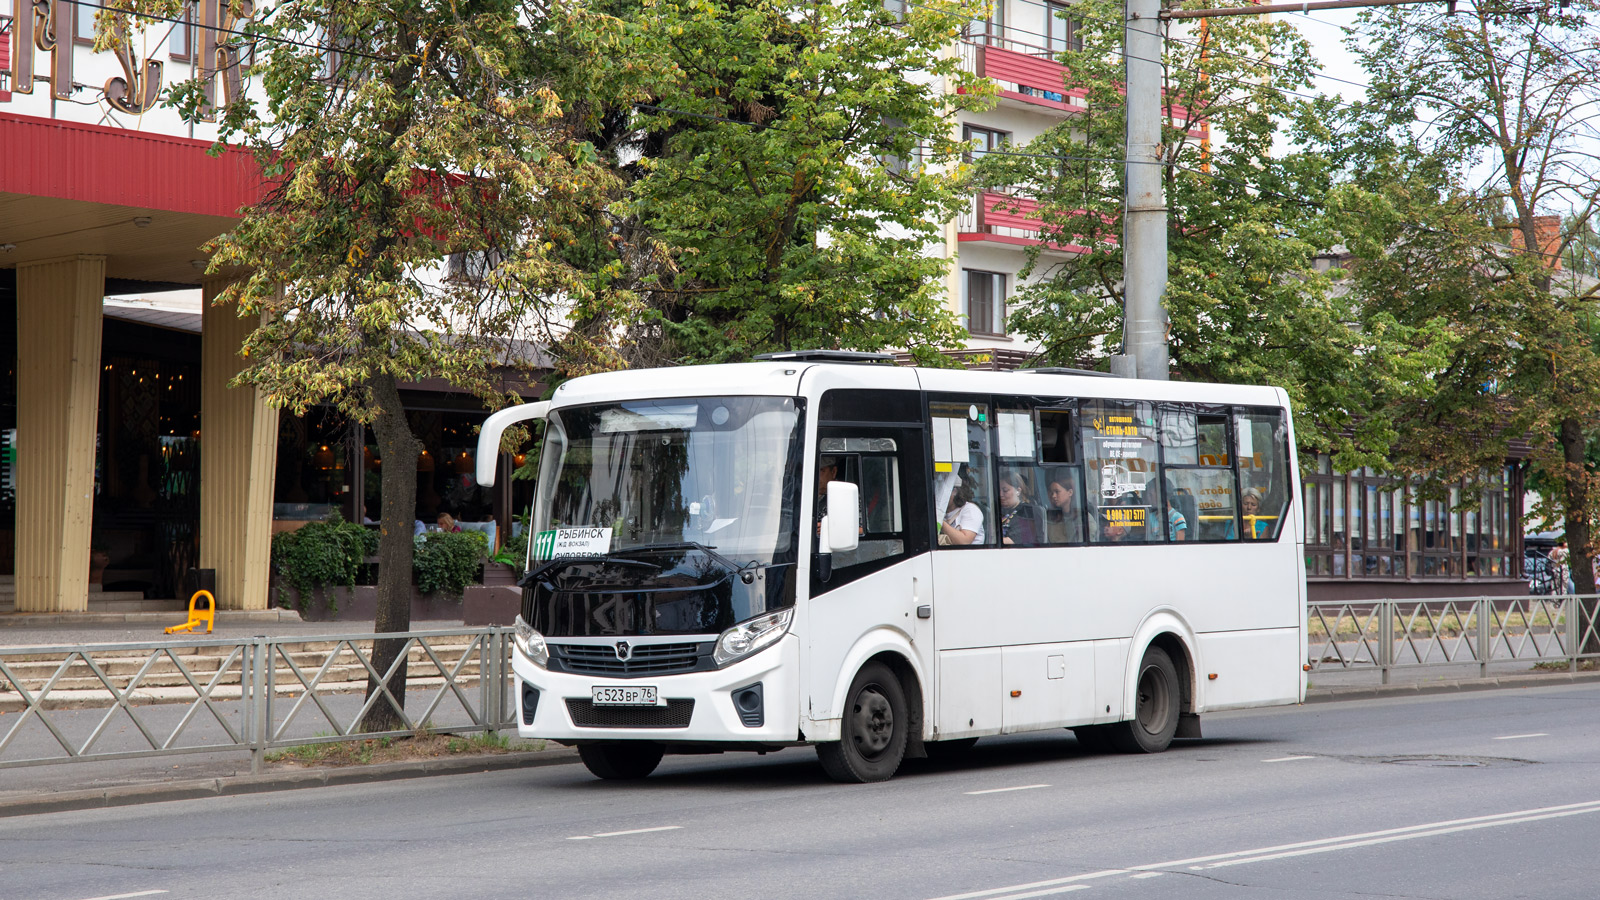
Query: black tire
xmin=923 ymin=737 xmax=979 ymax=760
xmin=817 ymin=662 xmax=908 ymax=783
xmin=1109 ymin=646 xmax=1181 ymax=754
xmin=578 ymin=742 xmax=665 ymax=780
xmin=1071 ymin=725 xmax=1116 ymax=754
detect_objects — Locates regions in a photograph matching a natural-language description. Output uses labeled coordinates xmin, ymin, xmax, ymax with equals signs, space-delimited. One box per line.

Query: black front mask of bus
xmin=522 ymin=551 xmax=794 ymax=637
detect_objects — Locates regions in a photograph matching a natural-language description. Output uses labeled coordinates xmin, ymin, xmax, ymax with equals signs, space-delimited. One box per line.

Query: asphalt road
xmin=3 ymin=683 xmax=1598 ymax=900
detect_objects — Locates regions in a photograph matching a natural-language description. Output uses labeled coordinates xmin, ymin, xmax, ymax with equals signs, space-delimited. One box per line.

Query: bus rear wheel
xmin=817 ymin=662 xmax=908 ymax=783
xmin=1110 ymin=646 xmax=1180 ymax=754
xmin=578 ymin=742 xmax=665 ymax=780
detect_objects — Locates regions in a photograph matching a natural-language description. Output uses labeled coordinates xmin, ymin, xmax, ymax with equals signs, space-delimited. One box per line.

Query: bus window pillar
xmin=198 ymin=276 xmax=279 ymax=610
xmin=15 ymin=255 xmax=107 ymax=613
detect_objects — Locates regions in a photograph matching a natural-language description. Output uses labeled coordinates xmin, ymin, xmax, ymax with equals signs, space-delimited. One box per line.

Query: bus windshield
xmin=533 ymin=396 xmax=803 ymax=567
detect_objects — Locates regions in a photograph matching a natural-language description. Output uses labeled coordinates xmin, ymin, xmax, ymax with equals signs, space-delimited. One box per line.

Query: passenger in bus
xmin=1240 ymin=487 xmax=1269 ymax=539
xmin=937 ymin=472 xmax=985 ymax=545
xmin=1045 ymin=467 xmax=1083 ymax=543
xmin=998 ymin=469 xmax=1043 ymax=546
xmin=1164 ymin=480 xmax=1188 ymax=541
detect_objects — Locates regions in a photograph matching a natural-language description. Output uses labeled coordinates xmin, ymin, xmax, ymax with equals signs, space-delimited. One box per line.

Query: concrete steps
xmin=0 ymin=571 xmax=177 ymax=614
xmin=0 ymin=639 xmax=489 ymax=711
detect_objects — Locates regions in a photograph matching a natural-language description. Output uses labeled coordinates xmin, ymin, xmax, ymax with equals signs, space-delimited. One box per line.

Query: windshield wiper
xmin=617 ymin=541 xmax=766 ymax=581
xmin=517 ymin=555 xmax=662 ymax=588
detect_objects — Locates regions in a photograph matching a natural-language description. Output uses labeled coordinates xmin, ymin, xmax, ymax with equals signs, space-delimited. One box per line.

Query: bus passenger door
xmin=805 ymin=422 xmax=936 ymax=734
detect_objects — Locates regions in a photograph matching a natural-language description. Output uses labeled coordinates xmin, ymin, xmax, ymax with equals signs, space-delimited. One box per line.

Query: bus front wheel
xmin=817 ymin=662 xmax=908 ymax=783
xmin=578 ymin=742 xmax=665 ymax=779
xmin=1110 ymin=646 xmax=1180 ymax=754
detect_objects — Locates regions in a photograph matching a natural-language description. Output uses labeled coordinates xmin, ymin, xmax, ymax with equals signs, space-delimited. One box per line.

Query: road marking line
xmin=1130 ymin=872 xmax=1163 ymax=879
xmin=1493 ymin=733 xmax=1549 ymax=740
xmin=568 ymin=825 xmax=682 ymax=840
xmin=924 ymin=799 xmax=1600 ymax=900
xmin=965 ymin=784 xmax=1051 ymax=796
xmin=928 ymin=871 xmax=1124 ymax=900
xmin=77 ymin=892 xmax=168 ymax=900
xmin=1262 ymin=755 xmax=1315 ymax=762
xmin=978 ymin=886 xmax=1091 ymax=900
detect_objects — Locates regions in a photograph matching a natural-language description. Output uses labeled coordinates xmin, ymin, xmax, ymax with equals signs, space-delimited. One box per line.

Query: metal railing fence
xmin=1308 ymin=595 xmax=1600 ymax=683
xmin=4 ymin=599 xmax=1598 ymax=774
xmin=0 ymin=628 xmax=514 ymax=774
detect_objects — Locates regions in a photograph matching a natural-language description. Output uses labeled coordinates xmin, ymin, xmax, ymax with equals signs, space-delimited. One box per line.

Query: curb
xmin=0 ymin=610 xmax=306 ymax=627
xmin=1305 ymin=669 xmax=1600 ymax=703
xmin=0 ymin=747 xmax=581 ymax=818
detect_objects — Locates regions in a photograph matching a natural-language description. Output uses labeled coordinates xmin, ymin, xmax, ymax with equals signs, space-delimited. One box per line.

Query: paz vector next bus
xmin=475 ymin=352 xmax=1307 ymax=783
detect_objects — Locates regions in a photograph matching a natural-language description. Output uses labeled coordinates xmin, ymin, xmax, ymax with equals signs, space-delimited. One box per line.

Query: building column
xmin=15 ymin=256 xmax=107 ymax=613
xmin=198 ymin=278 xmax=278 ymax=610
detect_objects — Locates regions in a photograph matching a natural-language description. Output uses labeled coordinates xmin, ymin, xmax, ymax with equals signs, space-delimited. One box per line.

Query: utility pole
xmin=1116 ymin=0 xmax=1169 ymax=381
xmin=1113 ymin=0 xmax=1453 ymax=380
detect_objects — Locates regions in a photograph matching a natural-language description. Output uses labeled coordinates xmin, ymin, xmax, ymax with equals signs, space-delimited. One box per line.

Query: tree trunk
xmin=1557 ymin=416 xmax=1600 ymax=657
xmin=361 ymin=371 xmax=424 ymax=732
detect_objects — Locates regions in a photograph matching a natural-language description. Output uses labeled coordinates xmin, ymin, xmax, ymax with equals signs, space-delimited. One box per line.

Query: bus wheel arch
xmin=817 ymin=658 xmax=913 ymax=783
xmin=1115 ymin=615 xmax=1198 ymax=753
xmin=1147 ymin=631 xmax=1197 ymax=727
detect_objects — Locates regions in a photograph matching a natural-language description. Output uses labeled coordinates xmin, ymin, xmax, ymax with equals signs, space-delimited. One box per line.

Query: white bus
xmin=476 ymin=352 xmax=1306 ymax=783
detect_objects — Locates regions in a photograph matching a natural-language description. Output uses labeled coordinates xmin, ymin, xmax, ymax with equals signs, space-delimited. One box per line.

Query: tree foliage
xmin=976 ymin=0 xmax=1449 ymax=466
xmin=178 ymin=0 xmax=623 ymax=729
xmin=539 ymin=0 xmax=992 ymax=367
xmin=1332 ymin=2 xmax=1600 ymax=603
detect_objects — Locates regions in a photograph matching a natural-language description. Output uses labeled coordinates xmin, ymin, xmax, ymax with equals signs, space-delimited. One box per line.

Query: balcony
xmin=956 ymin=191 xmax=1095 ymax=255
xmin=959 ymin=29 xmax=1087 ymax=115
xmin=957 ymin=27 xmax=1209 ymax=141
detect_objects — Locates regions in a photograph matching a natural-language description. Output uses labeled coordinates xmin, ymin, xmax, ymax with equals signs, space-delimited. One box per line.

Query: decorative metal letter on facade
xmin=197 ymin=0 xmax=253 ymax=120
xmin=37 ymin=0 xmax=70 ymax=100
xmin=104 ymin=16 xmax=162 ymax=114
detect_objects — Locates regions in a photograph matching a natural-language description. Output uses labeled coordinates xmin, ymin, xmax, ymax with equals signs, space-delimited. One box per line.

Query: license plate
xmin=592 ymin=685 xmax=660 ymax=707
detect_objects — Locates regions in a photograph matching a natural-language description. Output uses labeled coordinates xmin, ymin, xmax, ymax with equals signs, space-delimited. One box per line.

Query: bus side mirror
xmin=475 ymin=401 xmax=550 ymax=486
xmin=826 ymin=481 xmax=860 ymax=553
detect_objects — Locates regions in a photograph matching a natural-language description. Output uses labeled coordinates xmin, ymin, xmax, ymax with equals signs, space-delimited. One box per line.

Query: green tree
xmin=1341 ymin=3 xmax=1600 ymax=639
xmin=976 ymin=0 xmax=1448 ymax=466
xmin=600 ymin=0 xmax=992 ymax=365
xmin=174 ymin=0 xmax=624 ymax=730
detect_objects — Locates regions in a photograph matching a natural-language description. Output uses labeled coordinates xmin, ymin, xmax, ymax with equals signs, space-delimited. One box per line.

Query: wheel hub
xmin=1136 ymin=665 xmax=1171 ymax=735
xmin=851 ymin=686 xmax=894 ymax=757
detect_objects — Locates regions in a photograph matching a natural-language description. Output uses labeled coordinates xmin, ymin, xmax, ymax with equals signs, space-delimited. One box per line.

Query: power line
xmin=67 ymin=0 xmax=398 ymax=62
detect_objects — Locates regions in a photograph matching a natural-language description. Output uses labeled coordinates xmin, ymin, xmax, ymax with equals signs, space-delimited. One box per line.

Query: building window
xmin=170 ymin=2 xmax=194 ymax=62
xmin=1046 ymin=2 xmax=1083 ymax=54
xmin=964 ymin=269 xmax=1006 ymax=336
xmin=1301 ymin=455 xmax=1517 ymax=582
xmin=963 ymin=125 xmax=1008 ymax=162
xmin=75 ymin=0 xmax=97 ymax=45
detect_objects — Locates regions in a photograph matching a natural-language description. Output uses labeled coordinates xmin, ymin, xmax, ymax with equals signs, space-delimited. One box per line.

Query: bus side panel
xmin=1093 ymin=638 xmax=1130 ymax=723
xmin=805 ymin=555 xmax=933 ymax=732
xmin=1000 ymin=642 xmax=1095 ymax=733
xmin=936 ymin=648 xmax=1002 ymax=740
xmin=1195 ymin=628 xmax=1302 ymax=710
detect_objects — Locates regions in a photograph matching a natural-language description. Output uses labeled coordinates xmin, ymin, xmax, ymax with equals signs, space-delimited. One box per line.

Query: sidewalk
xmin=3 ymin=617 xmax=1598 ymax=818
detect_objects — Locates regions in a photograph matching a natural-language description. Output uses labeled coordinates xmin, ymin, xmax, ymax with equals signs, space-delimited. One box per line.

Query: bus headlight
xmin=513 ymin=615 xmax=548 ymax=667
xmin=714 ymin=608 xmax=793 ymax=668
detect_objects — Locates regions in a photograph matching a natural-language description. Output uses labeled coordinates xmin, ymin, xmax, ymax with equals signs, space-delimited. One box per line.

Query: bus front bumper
xmin=510 ymin=634 xmax=800 ymax=744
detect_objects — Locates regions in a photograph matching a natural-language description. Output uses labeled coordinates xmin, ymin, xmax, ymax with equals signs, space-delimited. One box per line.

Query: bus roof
xmin=549 ymin=361 xmax=1290 ymax=411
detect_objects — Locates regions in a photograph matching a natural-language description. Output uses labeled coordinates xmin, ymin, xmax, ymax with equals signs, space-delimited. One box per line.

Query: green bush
xmin=272 ymin=513 xmax=379 ymax=613
xmin=491 ymin=511 xmax=531 ymax=573
xmin=414 ymin=530 xmax=489 ymax=597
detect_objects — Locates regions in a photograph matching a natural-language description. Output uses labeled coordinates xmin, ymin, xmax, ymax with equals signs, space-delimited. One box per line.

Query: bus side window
xmin=930 ymin=400 xmax=994 ymax=547
xmin=1080 ymin=400 xmax=1160 ymax=542
xmin=1161 ymin=405 xmax=1236 ymax=542
xmin=818 ymin=436 xmax=907 ymax=570
xmin=1235 ymin=408 xmax=1292 ymax=540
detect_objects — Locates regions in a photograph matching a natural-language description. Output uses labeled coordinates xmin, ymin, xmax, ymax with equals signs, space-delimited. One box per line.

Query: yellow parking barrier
xmin=165 ymin=590 xmax=216 ymax=635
